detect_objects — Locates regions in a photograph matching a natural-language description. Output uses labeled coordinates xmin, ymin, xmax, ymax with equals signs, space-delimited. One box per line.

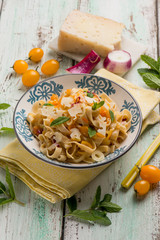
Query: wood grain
xmin=0 ymin=0 xmax=75 ymax=239
xmin=0 ymin=0 xmax=159 ymax=240
xmin=63 ymin=1 xmax=160 ymax=240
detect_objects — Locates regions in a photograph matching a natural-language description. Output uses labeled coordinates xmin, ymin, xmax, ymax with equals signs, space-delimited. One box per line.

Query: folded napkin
xmin=0 ymin=69 xmax=160 ymax=203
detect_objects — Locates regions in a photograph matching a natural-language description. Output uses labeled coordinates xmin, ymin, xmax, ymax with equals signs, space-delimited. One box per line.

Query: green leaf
xmin=91 ymin=185 xmax=101 ymax=209
xmin=87 ymin=92 xmax=94 ymax=98
xmin=0 ymin=198 xmax=7 ymax=203
xmin=100 ymin=201 xmax=122 ymax=212
xmin=100 ymin=194 xmax=112 ymax=203
xmin=141 ymin=55 xmax=159 ymax=72
xmin=88 ymin=126 xmax=96 ymax=138
xmin=67 ymin=195 xmax=77 ymax=213
xmin=0 ymin=103 xmax=10 ymax=110
xmin=91 ymin=210 xmax=111 ymax=226
xmin=0 ymin=198 xmax=13 ymax=206
xmin=142 ymin=73 xmax=160 ymax=89
xmin=5 ymin=166 xmax=15 ymax=199
xmin=43 ymin=103 xmax=54 ymax=106
xmin=137 ymin=68 xmax=159 ymax=77
xmin=0 ymin=181 xmax=6 ymax=194
xmin=66 ymin=209 xmax=111 ymax=226
xmin=50 ymin=116 xmax=70 ymax=126
xmin=92 ymin=101 xmax=104 ymax=110
xmin=0 ymin=127 xmax=14 ymax=134
xmin=158 ymin=57 xmax=160 ymax=72
xmin=109 ymin=110 xmax=114 ymax=122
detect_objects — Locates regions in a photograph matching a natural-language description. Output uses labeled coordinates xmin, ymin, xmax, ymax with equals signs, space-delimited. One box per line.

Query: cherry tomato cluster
xmin=134 ymin=165 xmax=160 ymax=196
xmin=13 ymin=48 xmax=60 ymax=87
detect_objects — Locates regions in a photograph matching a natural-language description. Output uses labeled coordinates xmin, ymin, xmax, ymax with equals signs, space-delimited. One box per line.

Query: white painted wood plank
xmin=0 ymin=0 xmax=77 ymax=239
xmin=63 ymin=1 xmax=160 ymax=240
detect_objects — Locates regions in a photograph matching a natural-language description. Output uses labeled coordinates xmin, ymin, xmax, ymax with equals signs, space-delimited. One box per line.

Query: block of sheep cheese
xmin=58 ymin=10 xmax=125 ymax=57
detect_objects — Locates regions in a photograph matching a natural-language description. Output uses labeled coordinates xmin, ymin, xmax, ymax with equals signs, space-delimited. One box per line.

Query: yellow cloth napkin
xmin=0 ymin=68 xmax=160 ymax=203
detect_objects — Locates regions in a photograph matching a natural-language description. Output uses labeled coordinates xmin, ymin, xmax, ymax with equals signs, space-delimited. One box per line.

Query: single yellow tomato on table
xmin=41 ymin=59 xmax=60 ymax=75
xmin=140 ymin=165 xmax=160 ymax=183
xmin=22 ymin=69 xmax=40 ymax=87
xmin=134 ymin=180 xmax=150 ymax=196
xmin=29 ymin=48 xmax=44 ymax=62
xmin=13 ymin=60 xmax=28 ymax=74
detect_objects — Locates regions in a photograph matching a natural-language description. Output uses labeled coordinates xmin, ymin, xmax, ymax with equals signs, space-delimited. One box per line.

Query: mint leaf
xmin=142 ymin=73 xmax=160 ymax=88
xmin=0 ymin=103 xmax=10 ymax=110
xmin=87 ymin=92 xmax=94 ymax=98
xmin=50 ymin=116 xmax=70 ymax=126
xmin=141 ymin=55 xmax=159 ymax=72
xmin=0 ymin=166 xmax=25 ymax=207
xmin=66 ymin=209 xmax=111 ymax=226
xmin=0 ymin=198 xmax=7 ymax=203
xmin=157 ymin=57 xmax=160 ymax=72
xmin=109 ymin=110 xmax=114 ymax=122
xmin=91 ymin=185 xmax=101 ymax=209
xmin=137 ymin=68 xmax=159 ymax=77
xmin=92 ymin=101 xmax=104 ymax=110
xmin=88 ymin=126 xmax=96 ymax=138
xmin=67 ymin=195 xmax=77 ymax=213
xmin=91 ymin=210 xmax=111 ymax=226
xmin=43 ymin=103 xmax=54 ymax=106
xmin=0 ymin=127 xmax=14 ymax=134
xmin=0 ymin=198 xmax=13 ymax=206
xmin=0 ymin=181 xmax=6 ymax=194
xmin=100 ymin=201 xmax=122 ymax=212
xmin=6 ymin=166 xmax=15 ymax=199
xmin=100 ymin=194 xmax=112 ymax=203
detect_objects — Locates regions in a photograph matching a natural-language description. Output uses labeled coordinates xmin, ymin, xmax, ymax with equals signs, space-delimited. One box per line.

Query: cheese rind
xmin=58 ymin=10 xmax=125 ymax=57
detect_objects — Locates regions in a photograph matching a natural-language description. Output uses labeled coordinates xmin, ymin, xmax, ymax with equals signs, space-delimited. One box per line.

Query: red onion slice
xmin=103 ymin=50 xmax=132 ymax=75
xmin=66 ymin=50 xmax=101 ymax=73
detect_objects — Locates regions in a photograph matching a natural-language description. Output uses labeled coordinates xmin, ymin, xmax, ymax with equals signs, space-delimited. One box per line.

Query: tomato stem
xmin=135 ymin=164 xmax=141 ymax=171
xmin=24 ymin=58 xmax=29 ymax=61
xmin=35 ymin=66 xmax=39 ymax=71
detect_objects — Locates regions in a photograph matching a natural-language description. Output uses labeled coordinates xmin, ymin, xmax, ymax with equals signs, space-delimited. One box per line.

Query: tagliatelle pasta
xmin=27 ymin=88 xmax=132 ymax=163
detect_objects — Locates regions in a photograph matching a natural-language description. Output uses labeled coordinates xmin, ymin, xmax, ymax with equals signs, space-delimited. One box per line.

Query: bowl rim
xmin=13 ymin=73 xmax=142 ymax=169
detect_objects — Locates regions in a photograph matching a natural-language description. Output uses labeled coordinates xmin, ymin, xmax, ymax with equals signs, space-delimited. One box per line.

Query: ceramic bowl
xmin=13 ymin=74 xmax=142 ymax=169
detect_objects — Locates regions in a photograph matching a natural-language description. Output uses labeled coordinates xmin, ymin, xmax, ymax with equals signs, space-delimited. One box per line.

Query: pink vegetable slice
xmin=103 ymin=50 xmax=132 ymax=74
xmin=66 ymin=50 xmax=101 ymax=73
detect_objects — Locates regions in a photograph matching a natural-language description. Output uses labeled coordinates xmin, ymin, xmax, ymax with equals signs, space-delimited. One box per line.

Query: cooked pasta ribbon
xmin=27 ymin=88 xmax=132 ymax=163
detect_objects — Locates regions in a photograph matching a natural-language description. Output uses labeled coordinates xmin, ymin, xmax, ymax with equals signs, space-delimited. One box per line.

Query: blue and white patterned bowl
xmin=13 ymin=74 xmax=142 ymax=169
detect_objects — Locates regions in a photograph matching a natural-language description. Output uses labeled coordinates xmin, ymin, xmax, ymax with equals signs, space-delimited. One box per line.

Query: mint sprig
xmin=91 ymin=185 xmax=101 ymax=209
xmin=138 ymin=54 xmax=160 ymax=88
xmin=67 ymin=195 xmax=77 ymax=213
xmin=0 ymin=166 xmax=25 ymax=206
xmin=140 ymin=55 xmax=159 ymax=71
xmin=109 ymin=110 xmax=114 ymax=122
xmin=142 ymin=73 xmax=160 ymax=88
xmin=43 ymin=103 xmax=54 ymax=106
xmin=0 ymin=127 xmax=14 ymax=134
xmin=88 ymin=126 xmax=96 ymax=138
xmin=137 ymin=68 xmax=159 ymax=77
xmin=87 ymin=92 xmax=94 ymax=98
xmin=65 ymin=186 xmax=122 ymax=226
xmin=50 ymin=116 xmax=70 ymax=126
xmin=0 ymin=103 xmax=14 ymax=134
xmin=92 ymin=101 xmax=104 ymax=110
xmin=0 ymin=103 xmax=10 ymax=110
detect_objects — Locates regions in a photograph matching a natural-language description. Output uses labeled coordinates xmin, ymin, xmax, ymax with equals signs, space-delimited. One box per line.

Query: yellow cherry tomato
xmin=22 ymin=70 xmax=40 ymax=87
xmin=134 ymin=180 xmax=150 ymax=196
xmin=29 ymin=48 xmax=44 ymax=62
xmin=41 ymin=59 xmax=60 ymax=75
xmin=13 ymin=60 xmax=28 ymax=74
xmin=140 ymin=165 xmax=160 ymax=183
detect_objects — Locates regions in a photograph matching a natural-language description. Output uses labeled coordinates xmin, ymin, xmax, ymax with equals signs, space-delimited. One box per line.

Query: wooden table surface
xmin=0 ymin=0 xmax=160 ymax=239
